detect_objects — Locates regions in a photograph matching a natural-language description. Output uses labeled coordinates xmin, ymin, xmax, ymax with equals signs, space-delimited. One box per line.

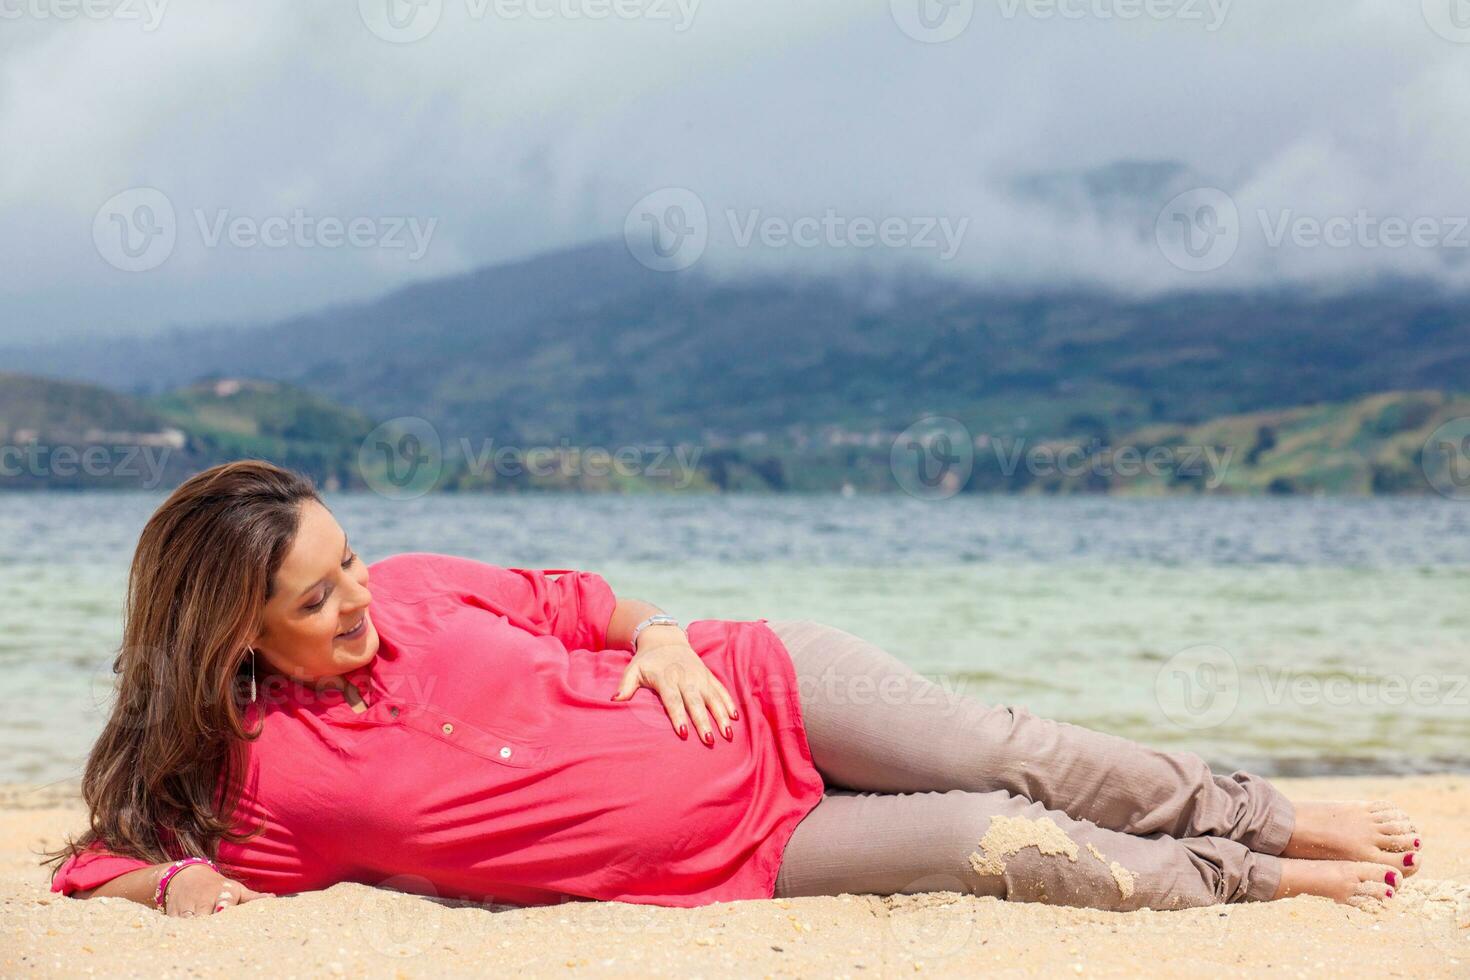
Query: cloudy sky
xmin=2 ymin=0 xmax=1468 ymax=342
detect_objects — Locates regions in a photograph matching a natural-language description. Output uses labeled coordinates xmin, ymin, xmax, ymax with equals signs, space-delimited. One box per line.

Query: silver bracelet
xmin=630 ymin=614 xmax=681 ymax=651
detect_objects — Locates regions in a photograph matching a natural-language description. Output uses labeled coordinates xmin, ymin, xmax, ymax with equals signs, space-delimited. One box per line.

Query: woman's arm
xmin=607 ymin=597 xmax=683 ymax=652
xmin=73 ymin=861 xmax=169 ymax=903
xmin=75 ymin=861 xmax=267 ymax=916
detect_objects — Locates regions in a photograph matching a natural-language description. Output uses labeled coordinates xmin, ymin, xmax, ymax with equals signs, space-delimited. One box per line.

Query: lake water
xmin=2 ymin=492 xmax=1468 ymax=783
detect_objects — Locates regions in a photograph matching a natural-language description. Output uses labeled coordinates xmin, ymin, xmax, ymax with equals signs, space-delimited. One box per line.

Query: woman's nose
xmin=343 ymin=578 xmax=373 ymax=611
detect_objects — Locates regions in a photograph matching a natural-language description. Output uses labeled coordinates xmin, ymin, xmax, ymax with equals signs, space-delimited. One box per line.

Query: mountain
xmin=5 ymin=241 xmax=1470 ymax=453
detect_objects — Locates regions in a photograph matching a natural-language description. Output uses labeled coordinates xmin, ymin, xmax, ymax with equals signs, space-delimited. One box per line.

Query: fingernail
xmin=730 ymin=709 xmax=740 ymax=720
xmin=678 ymin=724 xmax=688 ymax=739
xmin=723 ymin=725 xmax=732 ymax=740
xmin=1385 ymin=871 xmax=1398 ymax=886
xmin=1404 ymin=853 xmax=1414 ymax=867
xmin=702 ymin=731 xmax=713 ymax=746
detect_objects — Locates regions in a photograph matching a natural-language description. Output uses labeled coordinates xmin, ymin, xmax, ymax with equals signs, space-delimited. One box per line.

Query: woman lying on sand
xmin=48 ymin=461 xmax=1423 ymax=917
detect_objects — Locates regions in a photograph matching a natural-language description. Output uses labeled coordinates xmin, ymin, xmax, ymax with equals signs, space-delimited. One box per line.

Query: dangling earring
xmin=248 ymin=648 xmax=257 ymax=703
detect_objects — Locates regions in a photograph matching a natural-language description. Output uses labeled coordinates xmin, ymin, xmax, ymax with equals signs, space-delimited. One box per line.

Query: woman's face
xmin=253 ymin=500 xmax=378 ymax=688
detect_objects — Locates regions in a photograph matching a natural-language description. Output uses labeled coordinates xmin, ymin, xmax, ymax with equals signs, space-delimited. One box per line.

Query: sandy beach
xmin=0 ymin=775 xmax=1465 ymax=978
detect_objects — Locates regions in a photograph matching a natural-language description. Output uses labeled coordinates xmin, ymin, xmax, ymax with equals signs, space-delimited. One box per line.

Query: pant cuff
xmin=1252 ymin=777 xmax=1296 ymax=857
xmin=1244 ymin=853 xmax=1284 ymax=902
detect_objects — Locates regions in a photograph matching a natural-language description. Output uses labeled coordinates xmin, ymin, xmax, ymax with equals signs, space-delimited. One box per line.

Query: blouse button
xmin=388 ymin=707 xmax=399 ymax=718
xmin=499 ymin=746 xmax=512 ymax=759
xmin=441 ymin=722 xmax=454 ymax=735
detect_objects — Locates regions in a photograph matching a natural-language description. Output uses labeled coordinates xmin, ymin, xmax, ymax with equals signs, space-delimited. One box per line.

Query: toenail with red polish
xmin=1404 ymin=853 xmax=1414 ymax=867
xmin=1413 ymin=838 xmax=1421 ymax=849
xmin=1385 ymin=871 xmax=1398 ymax=886
xmin=1385 ymin=888 xmax=1393 ymax=898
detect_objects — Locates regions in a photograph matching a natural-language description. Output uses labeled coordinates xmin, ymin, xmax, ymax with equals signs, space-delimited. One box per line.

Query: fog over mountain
xmin=2 ymin=0 xmax=1469 ymax=343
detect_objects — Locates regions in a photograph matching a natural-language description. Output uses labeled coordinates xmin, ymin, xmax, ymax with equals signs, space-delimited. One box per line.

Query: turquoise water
xmin=2 ymin=493 xmax=1467 ymax=782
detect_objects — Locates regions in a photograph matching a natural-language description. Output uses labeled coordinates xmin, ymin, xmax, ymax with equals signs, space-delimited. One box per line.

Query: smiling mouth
xmin=336 ymin=615 xmax=367 ymax=640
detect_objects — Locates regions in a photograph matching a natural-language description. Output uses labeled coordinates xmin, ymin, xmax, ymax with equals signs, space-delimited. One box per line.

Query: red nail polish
xmin=1413 ymin=838 xmax=1421 ymax=849
xmin=702 ymin=731 xmax=713 ymax=746
xmin=730 ymin=710 xmax=740 ymax=720
xmin=1404 ymin=853 xmax=1414 ymax=867
xmin=723 ymin=725 xmax=732 ymax=740
xmin=678 ymin=724 xmax=688 ymax=739
xmin=1385 ymin=871 xmax=1398 ymax=886
xmin=1385 ymin=888 xmax=1393 ymax=898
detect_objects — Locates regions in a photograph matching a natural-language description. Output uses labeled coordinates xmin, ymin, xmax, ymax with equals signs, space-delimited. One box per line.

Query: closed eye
xmin=305 ymin=553 xmax=357 ymax=612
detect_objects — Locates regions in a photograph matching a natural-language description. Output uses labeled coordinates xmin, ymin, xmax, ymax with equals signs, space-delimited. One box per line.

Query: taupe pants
xmin=767 ymin=621 xmax=1294 ymax=911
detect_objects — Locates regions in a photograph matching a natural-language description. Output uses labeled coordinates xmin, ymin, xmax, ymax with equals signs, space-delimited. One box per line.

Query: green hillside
xmin=149 ymin=379 xmax=376 ymax=490
xmin=0 ymin=375 xmax=374 ymax=490
xmin=1006 ymin=390 xmax=1470 ymax=496
xmin=0 ymin=372 xmax=173 ymax=441
xmin=2 ymin=373 xmax=1465 ymax=495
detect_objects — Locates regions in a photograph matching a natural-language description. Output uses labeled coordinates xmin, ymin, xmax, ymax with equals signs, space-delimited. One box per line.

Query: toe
xmin=1347 ymin=879 xmax=1393 ymax=910
xmin=1377 ymin=833 xmax=1417 ymax=853
xmin=1346 ymin=865 xmax=1398 ymax=909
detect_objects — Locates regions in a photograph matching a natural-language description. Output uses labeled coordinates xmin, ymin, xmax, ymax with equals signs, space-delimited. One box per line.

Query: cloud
xmin=1 ymin=0 xmax=1468 ymax=342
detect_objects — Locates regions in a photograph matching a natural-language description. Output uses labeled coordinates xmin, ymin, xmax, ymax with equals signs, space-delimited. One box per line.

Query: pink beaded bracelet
xmin=153 ymin=857 xmax=219 ymax=910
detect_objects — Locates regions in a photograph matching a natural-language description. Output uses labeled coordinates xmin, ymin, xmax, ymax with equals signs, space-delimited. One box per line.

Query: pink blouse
xmin=52 ymin=553 xmax=825 ymax=907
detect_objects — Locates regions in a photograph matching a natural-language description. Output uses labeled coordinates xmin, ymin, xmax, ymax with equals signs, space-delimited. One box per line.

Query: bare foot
xmin=1282 ymin=800 xmax=1422 ymax=876
xmin=1274 ymin=857 xmax=1402 ymax=910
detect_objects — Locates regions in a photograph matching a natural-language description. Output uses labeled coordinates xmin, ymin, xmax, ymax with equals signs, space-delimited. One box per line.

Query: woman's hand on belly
xmin=612 ymin=634 xmax=738 ymax=746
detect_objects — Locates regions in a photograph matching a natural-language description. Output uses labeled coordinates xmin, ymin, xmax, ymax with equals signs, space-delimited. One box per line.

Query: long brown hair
xmin=44 ymin=460 xmax=321 ymax=880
